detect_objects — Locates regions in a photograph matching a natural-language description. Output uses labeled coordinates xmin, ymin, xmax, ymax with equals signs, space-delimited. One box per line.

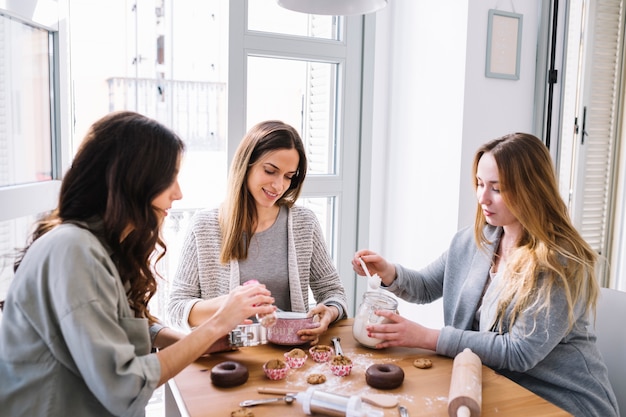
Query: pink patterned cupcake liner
xmin=330 ymin=361 xmax=353 ymax=377
xmin=263 ymin=360 xmax=290 ymax=380
xmin=330 ymin=355 xmax=354 ymax=377
xmin=308 ymin=345 xmax=334 ymax=363
xmin=283 ymin=352 xmax=307 ymax=369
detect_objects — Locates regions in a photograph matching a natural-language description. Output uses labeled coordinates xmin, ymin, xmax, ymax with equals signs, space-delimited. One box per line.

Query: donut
xmin=365 ymin=363 xmax=405 ymax=390
xmin=210 ymin=361 xmax=249 ymax=387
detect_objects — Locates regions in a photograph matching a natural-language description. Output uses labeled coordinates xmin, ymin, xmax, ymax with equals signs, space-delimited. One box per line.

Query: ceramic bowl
xmin=266 ymin=312 xmax=320 ymax=346
xmin=262 ymin=359 xmax=290 ymax=380
xmin=308 ymin=345 xmax=334 ymax=363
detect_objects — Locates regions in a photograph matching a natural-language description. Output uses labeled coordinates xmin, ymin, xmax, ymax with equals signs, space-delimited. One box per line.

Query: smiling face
xmin=246 ymin=148 xmax=300 ymax=210
xmin=476 ymin=151 xmax=520 ymax=228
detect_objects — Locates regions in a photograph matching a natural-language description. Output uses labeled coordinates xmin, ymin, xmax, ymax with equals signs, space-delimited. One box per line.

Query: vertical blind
xmin=578 ymin=0 xmax=623 ymax=282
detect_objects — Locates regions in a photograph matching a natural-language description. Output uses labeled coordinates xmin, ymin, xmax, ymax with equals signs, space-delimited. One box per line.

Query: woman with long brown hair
xmin=167 ymin=120 xmax=347 ymax=343
xmin=352 ymin=133 xmax=618 ymax=416
xmin=0 ymin=111 xmax=275 ymax=416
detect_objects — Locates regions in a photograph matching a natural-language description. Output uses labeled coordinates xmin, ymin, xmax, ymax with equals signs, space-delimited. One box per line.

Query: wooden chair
xmin=595 ymin=287 xmax=626 ymax=416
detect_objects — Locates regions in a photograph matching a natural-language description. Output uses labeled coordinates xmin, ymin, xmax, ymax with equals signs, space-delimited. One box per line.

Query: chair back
xmin=595 ymin=287 xmax=626 ymax=416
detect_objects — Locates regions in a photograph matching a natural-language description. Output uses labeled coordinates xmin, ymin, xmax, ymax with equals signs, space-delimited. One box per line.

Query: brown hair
xmin=472 ymin=133 xmax=598 ymax=332
xmin=219 ymin=120 xmax=307 ymax=263
xmin=15 ymin=111 xmax=185 ymax=322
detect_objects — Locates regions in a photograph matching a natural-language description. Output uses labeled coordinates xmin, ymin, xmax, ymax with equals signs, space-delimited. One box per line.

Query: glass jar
xmin=352 ymin=291 xmax=398 ymax=348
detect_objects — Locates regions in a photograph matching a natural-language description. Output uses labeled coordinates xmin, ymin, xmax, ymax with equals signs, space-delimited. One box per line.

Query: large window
xmin=0 ymin=2 xmax=70 ymax=306
xmin=0 ymin=15 xmax=52 ymax=187
xmin=68 ymin=0 xmax=365 ymax=314
xmin=232 ymin=0 xmax=364 ymax=311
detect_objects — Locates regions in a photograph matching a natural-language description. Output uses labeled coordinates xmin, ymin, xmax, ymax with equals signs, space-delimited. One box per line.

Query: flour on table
xmin=283 ymin=347 xmax=415 ymax=404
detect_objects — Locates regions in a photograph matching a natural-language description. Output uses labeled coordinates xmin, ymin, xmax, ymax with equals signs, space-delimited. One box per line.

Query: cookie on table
xmin=413 ymin=358 xmax=433 ymax=369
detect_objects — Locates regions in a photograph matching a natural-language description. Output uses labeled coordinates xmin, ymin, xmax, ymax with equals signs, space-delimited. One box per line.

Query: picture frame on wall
xmin=485 ymin=9 xmax=523 ymax=80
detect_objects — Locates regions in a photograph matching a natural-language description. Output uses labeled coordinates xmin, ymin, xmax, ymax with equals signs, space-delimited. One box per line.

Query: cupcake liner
xmin=263 ymin=361 xmax=290 ymax=380
xmin=283 ymin=352 xmax=307 ymax=369
xmin=308 ymin=346 xmax=334 ymax=363
xmin=330 ymin=362 xmax=353 ymax=377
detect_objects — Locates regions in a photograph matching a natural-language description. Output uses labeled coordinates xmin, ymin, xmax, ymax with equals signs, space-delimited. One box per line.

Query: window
xmin=233 ymin=0 xmax=363 ymax=311
xmin=557 ymin=0 xmax=624 ymax=286
xmin=0 ymin=14 xmax=52 ymax=187
xmin=69 ymin=0 xmax=366 ymax=314
xmin=0 ymin=2 xmax=70 ymax=305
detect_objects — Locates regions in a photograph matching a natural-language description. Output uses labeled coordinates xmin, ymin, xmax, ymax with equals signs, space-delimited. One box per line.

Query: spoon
xmin=257 ymin=387 xmax=399 ymax=408
xmin=360 ymin=257 xmax=381 ymax=290
xmin=239 ymin=395 xmax=295 ymax=407
xmin=331 ymin=336 xmax=344 ymax=356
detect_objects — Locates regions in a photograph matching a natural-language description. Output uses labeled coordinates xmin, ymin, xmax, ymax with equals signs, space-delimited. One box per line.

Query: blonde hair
xmin=472 ymin=133 xmax=598 ymax=332
xmin=219 ymin=120 xmax=307 ymax=263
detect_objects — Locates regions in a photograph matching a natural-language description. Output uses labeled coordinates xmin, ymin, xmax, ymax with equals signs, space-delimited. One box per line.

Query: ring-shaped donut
xmin=365 ymin=363 xmax=405 ymax=390
xmin=210 ymin=361 xmax=249 ymax=387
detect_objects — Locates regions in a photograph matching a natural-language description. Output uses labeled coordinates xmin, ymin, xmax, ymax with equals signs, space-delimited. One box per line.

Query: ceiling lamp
xmin=276 ymin=0 xmax=388 ymax=16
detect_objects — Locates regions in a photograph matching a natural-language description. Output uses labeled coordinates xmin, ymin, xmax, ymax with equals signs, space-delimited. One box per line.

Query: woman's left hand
xmin=296 ymin=303 xmax=339 ymax=345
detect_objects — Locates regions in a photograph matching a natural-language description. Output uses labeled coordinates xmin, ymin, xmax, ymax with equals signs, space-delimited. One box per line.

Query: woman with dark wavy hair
xmin=352 ymin=133 xmax=618 ymax=416
xmin=0 ymin=111 xmax=275 ymax=416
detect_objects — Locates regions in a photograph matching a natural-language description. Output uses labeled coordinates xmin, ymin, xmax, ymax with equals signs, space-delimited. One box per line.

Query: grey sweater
xmin=385 ymin=225 xmax=618 ymax=417
xmin=0 ymin=222 xmax=160 ymax=417
xmin=166 ymin=206 xmax=347 ymax=331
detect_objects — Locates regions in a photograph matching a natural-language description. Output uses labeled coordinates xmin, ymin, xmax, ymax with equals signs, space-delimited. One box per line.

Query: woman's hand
xmin=296 ymin=303 xmax=340 ymax=345
xmin=211 ymin=283 xmax=276 ymax=336
xmin=352 ymin=250 xmax=397 ymax=286
xmin=365 ymin=310 xmax=440 ymax=351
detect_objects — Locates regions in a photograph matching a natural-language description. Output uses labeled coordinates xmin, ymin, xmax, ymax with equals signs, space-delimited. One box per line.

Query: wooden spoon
xmin=257 ymin=387 xmax=399 ymax=408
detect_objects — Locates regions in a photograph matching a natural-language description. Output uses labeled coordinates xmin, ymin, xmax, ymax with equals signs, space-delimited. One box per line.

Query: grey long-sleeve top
xmin=0 ymin=222 xmax=161 ymax=417
xmin=166 ymin=206 xmax=347 ymax=331
xmin=385 ymin=225 xmax=618 ymax=417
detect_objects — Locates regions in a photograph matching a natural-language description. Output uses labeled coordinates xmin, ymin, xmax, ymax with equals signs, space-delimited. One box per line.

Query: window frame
xmin=229 ymin=1 xmax=368 ymax=314
xmin=0 ymin=0 xmax=73 ymax=222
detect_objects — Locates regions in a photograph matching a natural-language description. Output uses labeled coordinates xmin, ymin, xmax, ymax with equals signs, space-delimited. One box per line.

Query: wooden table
xmin=167 ymin=319 xmax=571 ymax=417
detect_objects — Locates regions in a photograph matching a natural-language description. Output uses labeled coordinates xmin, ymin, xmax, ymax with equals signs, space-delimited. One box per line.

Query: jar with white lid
xmin=352 ymin=291 xmax=398 ymax=348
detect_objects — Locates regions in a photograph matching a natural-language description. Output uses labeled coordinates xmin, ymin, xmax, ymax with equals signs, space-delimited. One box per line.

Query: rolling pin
xmin=447 ymin=348 xmax=482 ymax=417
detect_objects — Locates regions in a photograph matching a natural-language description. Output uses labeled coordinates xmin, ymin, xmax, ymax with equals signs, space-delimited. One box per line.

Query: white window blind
xmin=573 ymin=0 xmax=624 ymax=283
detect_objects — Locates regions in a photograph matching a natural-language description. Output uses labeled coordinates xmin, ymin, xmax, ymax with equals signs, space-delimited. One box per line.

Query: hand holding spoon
xmin=360 ymin=257 xmax=382 ymax=290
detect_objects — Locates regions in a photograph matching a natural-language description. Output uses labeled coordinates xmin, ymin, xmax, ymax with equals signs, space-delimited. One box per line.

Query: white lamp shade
xmin=276 ymin=0 xmax=388 ymax=16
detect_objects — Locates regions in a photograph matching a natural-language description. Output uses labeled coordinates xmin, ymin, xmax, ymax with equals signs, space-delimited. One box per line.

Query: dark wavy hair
xmin=14 ymin=111 xmax=185 ymax=322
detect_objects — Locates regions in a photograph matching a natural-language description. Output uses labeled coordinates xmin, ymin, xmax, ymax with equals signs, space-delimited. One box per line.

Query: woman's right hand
xmin=352 ymin=250 xmax=397 ymax=286
xmin=212 ymin=283 xmax=276 ymax=335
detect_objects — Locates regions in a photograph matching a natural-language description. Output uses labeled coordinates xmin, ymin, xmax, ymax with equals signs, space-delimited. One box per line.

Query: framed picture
xmin=485 ymin=9 xmax=523 ymax=80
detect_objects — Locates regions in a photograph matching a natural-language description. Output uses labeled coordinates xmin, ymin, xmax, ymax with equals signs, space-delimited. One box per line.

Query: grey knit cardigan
xmin=166 ymin=206 xmax=348 ymax=331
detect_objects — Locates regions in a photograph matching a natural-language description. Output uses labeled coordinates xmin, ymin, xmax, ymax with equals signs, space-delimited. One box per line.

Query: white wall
xmin=367 ymin=0 xmax=541 ymax=327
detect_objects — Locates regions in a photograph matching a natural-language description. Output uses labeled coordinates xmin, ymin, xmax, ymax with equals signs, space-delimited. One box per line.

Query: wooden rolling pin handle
xmin=447 ymin=348 xmax=482 ymax=417
xmin=258 ymin=387 xmax=300 ymax=395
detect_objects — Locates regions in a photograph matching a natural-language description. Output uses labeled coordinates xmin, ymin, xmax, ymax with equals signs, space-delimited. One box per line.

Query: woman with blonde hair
xmin=167 ymin=120 xmax=347 ymax=343
xmin=352 ymin=133 xmax=618 ymax=416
